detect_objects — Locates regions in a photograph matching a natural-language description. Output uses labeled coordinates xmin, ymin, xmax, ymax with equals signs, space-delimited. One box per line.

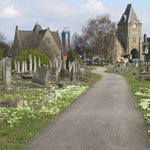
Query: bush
xmin=67 ymin=49 xmax=77 ymax=62
xmin=15 ymin=49 xmax=50 ymax=66
xmin=0 ymin=48 xmax=4 ymax=60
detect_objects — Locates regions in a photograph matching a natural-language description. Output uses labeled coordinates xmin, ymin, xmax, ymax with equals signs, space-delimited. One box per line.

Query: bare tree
xmin=0 ymin=31 xmax=6 ymax=42
xmin=82 ymin=14 xmax=116 ymax=60
xmin=72 ymin=32 xmax=91 ymax=60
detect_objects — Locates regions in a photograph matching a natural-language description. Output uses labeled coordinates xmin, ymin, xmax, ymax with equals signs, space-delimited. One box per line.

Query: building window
xmin=133 ymin=37 xmax=136 ymax=43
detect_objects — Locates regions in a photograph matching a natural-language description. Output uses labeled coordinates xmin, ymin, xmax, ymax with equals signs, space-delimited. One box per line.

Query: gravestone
xmin=54 ymin=58 xmax=58 ymax=68
xmin=69 ymin=61 xmax=71 ymax=72
xmin=17 ymin=61 xmax=20 ymax=73
xmin=38 ymin=57 xmax=41 ymax=67
xmin=10 ymin=98 xmax=23 ymax=108
xmin=50 ymin=60 xmax=52 ymax=68
xmin=32 ymin=66 xmax=49 ymax=87
xmin=14 ymin=60 xmax=17 ymax=72
xmin=49 ymin=60 xmax=62 ymax=81
xmin=62 ymin=60 xmax=66 ymax=70
xmin=29 ymin=54 xmax=32 ymax=74
xmin=21 ymin=61 xmax=25 ymax=73
xmin=3 ymin=58 xmax=12 ymax=92
xmin=0 ymin=102 xmax=11 ymax=107
xmin=34 ymin=56 xmax=37 ymax=74
xmin=24 ymin=61 xmax=27 ymax=73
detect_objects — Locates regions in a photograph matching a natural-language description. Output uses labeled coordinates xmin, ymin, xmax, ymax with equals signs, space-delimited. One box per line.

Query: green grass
xmin=81 ymin=73 xmax=101 ymax=87
xmin=106 ymin=68 xmax=150 ymax=133
xmin=0 ymin=74 xmax=101 ymax=150
xmin=120 ymin=73 xmax=150 ymax=132
xmin=87 ymin=63 xmax=105 ymax=67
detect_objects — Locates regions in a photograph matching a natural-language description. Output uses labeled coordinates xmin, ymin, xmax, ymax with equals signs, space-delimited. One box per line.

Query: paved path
xmin=27 ymin=67 xmax=150 ymax=150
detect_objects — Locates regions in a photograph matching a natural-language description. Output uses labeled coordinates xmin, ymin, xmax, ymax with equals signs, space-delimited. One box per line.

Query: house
xmin=117 ymin=4 xmax=143 ymax=60
xmin=143 ymin=34 xmax=150 ymax=61
xmin=12 ymin=23 xmax=62 ymax=60
xmin=104 ymin=35 xmax=123 ymax=62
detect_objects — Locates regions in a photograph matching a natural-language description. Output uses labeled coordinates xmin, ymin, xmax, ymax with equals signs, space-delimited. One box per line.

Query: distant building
xmin=143 ymin=34 xmax=150 ymax=61
xmin=104 ymin=35 xmax=123 ymax=62
xmin=61 ymin=28 xmax=70 ymax=60
xmin=93 ymin=34 xmax=123 ymax=63
xmin=117 ymin=4 xmax=143 ymax=60
xmin=12 ymin=23 xmax=62 ymax=60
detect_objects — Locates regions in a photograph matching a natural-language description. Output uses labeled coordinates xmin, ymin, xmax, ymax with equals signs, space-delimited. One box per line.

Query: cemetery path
xmin=27 ymin=67 xmax=150 ymax=150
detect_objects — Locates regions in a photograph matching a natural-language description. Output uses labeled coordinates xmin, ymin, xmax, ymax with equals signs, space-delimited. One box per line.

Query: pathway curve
xmin=27 ymin=67 xmax=150 ymax=150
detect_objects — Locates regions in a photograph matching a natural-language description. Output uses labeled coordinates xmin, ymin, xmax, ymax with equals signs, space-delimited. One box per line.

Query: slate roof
xmin=51 ymin=31 xmax=63 ymax=50
xmin=118 ymin=4 xmax=141 ymax=25
xmin=15 ymin=24 xmax=62 ymax=50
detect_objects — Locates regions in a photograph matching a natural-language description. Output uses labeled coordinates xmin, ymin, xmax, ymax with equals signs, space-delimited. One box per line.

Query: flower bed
xmin=135 ymin=88 xmax=150 ymax=132
xmin=0 ymin=74 xmax=101 ymax=150
xmin=0 ymin=86 xmax=88 ymax=128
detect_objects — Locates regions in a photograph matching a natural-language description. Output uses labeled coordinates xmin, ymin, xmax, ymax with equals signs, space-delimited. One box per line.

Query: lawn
xmin=0 ymin=73 xmax=101 ymax=150
xmin=114 ymin=72 xmax=150 ymax=133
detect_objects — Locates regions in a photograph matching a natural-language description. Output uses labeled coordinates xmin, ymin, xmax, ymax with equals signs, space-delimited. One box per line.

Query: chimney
xmin=144 ymin=34 xmax=147 ymax=43
xmin=16 ymin=26 xmax=18 ymax=31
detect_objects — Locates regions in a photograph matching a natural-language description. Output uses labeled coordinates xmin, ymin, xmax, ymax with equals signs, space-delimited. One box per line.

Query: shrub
xmin=15 ymin=49 xmax=50 ymax=65
xmin=67 ymin=49 xmax=77 ymax=62
xmin=0 ymin=48 xmax=4 ymax=60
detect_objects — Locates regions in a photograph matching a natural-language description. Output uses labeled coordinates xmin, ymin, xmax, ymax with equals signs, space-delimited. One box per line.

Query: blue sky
xmin=0 ymin=0 xmax=150 ymax=42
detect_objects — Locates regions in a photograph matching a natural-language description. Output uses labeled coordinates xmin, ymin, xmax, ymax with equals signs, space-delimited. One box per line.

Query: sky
xmin=0 ymin=0 xmax=150 ymax=42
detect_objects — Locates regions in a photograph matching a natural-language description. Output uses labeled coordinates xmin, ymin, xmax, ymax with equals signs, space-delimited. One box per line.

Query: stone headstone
xmin=69 ymin=61 xmax=75 ymax=73
xmin=38 ymin=57 xmax=41 ymax=67
xmin=22 ymin=61 xmax=25 ymax=73
xmin=3 ymin=58 xmax=12 ymax=92
xmin=10 ymin=98 xmax=23 ymax=108
xmin=63 ymin=60 xmax=66 ymax=70
xmin=77 ymin=61 xmax=80 ymax=73
xmin=73 ymin=62 xmax=76 ymax=74
xmin=50 ymin=60 xmax=52 ymax=68
xmin=29 ymin=54 xmax=32 ymax=74
xmin=34 ymin=56 xmax=37 ymax=74
xmin=135 ymin=63 xmax=138 ymax=67
xmin=17 ymin=61 xmax=20 ymax=73
xmin=14 ymin=60 xmax=17 ymax=72
xmin=0 ymin=102 xmax=11 ymax=107
xmin=32 ymin=66 xmax=49 ymax=87
xmin=24 ymin=61 xmax=27 ymax=73
xmin=120 ymin=61 xmax=126 ymax=68
xmin=69 ymin=61 xmax=71 ymax=72
xmin=54 ymin=58 xmax=58 ymax=68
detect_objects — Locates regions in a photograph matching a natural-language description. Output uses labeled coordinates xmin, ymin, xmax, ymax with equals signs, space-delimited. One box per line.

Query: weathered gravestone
xmin=10 ymin=98 xmax=23 ymax=108
xmin=29 ymin=54 xmax=32 ymax=74
xmin=34 ymin=56 xmax=37 ymax=74
xmin=2 ymin=58 xmax=12 ymax=92
xmin=0 ymin=98 xmax=23 ymax=108
xmin=38 ymin=57 xmax=41 ymax=67
xmin=14 ymin=60 xmax=17 ymax=72
xmin=17 ymin=61 xmax=20 ymax=73
xmin=49 ymin=60 xmax=62 ymax=81
xmin=25 ymin=61 xmax=27 ymax=73
xmin=32 ymin=66 xmax=49 ymax=87
xmin=22 ymin=61 xmax=25 ymax=73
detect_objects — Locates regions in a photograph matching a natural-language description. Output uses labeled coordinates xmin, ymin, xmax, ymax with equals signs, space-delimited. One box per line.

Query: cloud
xmin=0 ymin=0 xmax=150 ymax=41
xmin=0 ymin=5 xmax=20 ymax=18
xmin=82 ymin=0 xmax=108 ymax=14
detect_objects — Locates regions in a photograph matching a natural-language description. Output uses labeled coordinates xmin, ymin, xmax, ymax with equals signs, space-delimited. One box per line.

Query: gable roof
xmin=14 ymin=24 xmax=62 ymax=50
xmin=118 ymin=4 xmax=141 ymax=25
xmin=51 ymin=31 xmax=62 ymax=50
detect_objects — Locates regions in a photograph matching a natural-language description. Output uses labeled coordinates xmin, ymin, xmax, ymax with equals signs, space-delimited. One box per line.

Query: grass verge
xmin=0 ymin=74 xmax=101 ymax=150
xmin=120 ymin=73 xmax=150 ymax=133
xmin=106 ymin=68 xmax=150 ymax=133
